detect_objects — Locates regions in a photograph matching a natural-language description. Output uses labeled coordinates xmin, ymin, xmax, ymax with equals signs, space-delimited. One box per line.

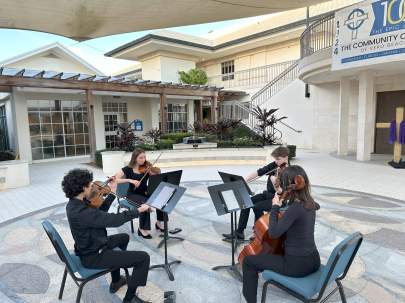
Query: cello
xmin=238 ymin=175 xmax=306 ymax=264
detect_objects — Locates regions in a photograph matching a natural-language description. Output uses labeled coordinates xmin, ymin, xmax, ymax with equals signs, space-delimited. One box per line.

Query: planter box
xmin=0 ymin=160 xmax=30 ymax=189
xmin=101 ymin=151 xmax=125 ymax=176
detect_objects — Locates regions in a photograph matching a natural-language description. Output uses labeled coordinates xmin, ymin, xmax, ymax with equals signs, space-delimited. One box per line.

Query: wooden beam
xmin=160 ymin=93 xmax=167 ymax=133
xmin=52 ymin=72 xmax=63 ymax=79
xmin=393 ymin=107 xmax=404 ymax=163
xmin=376 ymin=122 xmax=391 ymax=128
xmin=86 ymin=90 xmax=97 ymax=161
xmin=0 ymin=76 xmax=218 ymax=97
xmin=15 ymin=69 xmax=25 ymax=77
xmin=33 ymin=70 xmax=46 ymax=78
xmin=0 ymin=85 xmax=11 ymax=92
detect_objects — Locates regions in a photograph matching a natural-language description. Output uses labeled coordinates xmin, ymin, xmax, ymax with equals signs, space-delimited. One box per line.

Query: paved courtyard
xmin=0 ymin=150 xmax=404 ymax=302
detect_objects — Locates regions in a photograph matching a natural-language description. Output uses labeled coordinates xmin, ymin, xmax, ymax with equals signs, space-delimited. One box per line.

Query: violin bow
xmin=138 ymin=152 xmax=163 ymax=184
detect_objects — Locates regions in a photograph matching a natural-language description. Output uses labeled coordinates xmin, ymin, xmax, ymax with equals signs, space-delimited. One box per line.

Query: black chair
xmin=42 ymin=220 xmax=128 ymax=303
xmin=261 ymin=232 xmax=363 ymax=303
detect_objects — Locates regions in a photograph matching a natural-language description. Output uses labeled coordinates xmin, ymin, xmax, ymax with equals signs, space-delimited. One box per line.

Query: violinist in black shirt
xmin=242 ymin=165 xmax=321 ymax=303
xmin=223 ymin=146 xmax=289 ymax=241
xmin=64 ymin=169 xmax=151 ymax=303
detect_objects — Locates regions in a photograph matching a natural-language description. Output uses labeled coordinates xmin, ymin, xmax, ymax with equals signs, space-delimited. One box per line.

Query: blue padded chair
xmin=261 ymin=232 xmax=363 ymax=303
xmin=116 ymin=182 xmax=135 ymax=233
xmin=42 ymin=220 xmax=128 ymax=303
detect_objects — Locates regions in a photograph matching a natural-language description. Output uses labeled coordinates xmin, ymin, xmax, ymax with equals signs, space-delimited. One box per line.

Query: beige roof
xmin=107 ymin=0 xmax=361 ymax=61
xmin=205 ymin=0 xmax=362 ymax=44
xmin=0 ymin=0 xmax=330 ymax=40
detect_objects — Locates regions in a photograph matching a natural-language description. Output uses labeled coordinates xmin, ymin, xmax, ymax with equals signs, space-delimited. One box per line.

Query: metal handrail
xmin=300 ymin=13 xmax=335 ymax=59
xmin=207 ymin=60 xmax=296 ymax=89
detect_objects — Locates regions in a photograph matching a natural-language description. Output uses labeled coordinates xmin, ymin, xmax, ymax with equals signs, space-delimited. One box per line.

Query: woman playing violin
xmin=223 ymin=146 xmax=289 ymax=241
xmin=242 ymin=165 xmax=320 ymax=303
xmin=115 ymin=149 xmax=154 ymax=239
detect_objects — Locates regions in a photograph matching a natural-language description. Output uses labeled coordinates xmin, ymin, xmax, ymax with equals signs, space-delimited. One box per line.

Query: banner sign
xmin=332 ymin=0 xmax=405 ymax=70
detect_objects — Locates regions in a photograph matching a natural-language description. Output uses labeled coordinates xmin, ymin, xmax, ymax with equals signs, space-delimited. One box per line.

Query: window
xmin=28 ymin=99 xmax=89 ymax=160
xmin=102 ymin=102 xmax=128 ymax=149
xmin=166 ymin=104 xmax=188 ymax=132
xmin=221 ymin=60 xmax=235 ymax=81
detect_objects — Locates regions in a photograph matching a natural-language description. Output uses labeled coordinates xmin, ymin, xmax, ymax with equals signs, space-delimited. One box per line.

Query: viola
xmin=88 ymin=177 xmax=145 ymax=209
xmin=238 ymin=175 xmax=306 ymax=264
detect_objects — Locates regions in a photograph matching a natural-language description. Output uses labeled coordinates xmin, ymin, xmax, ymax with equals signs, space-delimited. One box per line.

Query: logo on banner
xmin=344 ymin=8 xmax=369 ymax=39
xmin=371 ymin=0 xmax=405 ymax=35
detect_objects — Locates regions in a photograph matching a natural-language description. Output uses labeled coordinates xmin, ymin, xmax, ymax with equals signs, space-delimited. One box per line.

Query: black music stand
xmin=218 ymin=171 xmax=253 ymax=246
xmin=148 ymin=182 xmax=186 ymax=281
xmin=148 ymin=170 xmax=184 ymax=248
xmin=208 ymin=180 xmax=253 ymax=281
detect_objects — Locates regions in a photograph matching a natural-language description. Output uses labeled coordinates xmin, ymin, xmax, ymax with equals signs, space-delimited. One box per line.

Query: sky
xmin=0 ymin=16 xmax=261 ymax=63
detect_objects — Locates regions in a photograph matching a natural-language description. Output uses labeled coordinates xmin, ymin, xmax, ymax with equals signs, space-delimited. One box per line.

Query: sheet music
xmin=149 ymin=186 xmax=175 ymax=209
xmin=221 ymin=190 xmax=239 ymax=211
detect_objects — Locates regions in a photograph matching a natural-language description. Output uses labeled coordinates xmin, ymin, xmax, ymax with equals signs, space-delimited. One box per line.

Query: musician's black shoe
xmin=138 ymin=229 xmax=152 ymax=239
xmin=155 ymin=222 xmax=165 ymax=232
xmin=222 ymin=232 xmax=245 ymax=240
xmin=123 ymin=294 xmax=152 ymax=303
xmin=109 ymin=275 xmax=127 ymax=293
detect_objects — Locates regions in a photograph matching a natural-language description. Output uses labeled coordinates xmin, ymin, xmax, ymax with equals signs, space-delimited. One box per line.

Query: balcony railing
xmin=207 ymin=60 xmax=296 ymax=89
xmin=300 ymin=13 xmax=335 ymax=59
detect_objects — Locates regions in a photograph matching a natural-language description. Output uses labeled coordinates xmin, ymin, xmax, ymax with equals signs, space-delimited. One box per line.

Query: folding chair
xmin=116 ymin=182 xmax=135 ymax=233
xmin=42 ymin=220 xmax=128 ymax=303
xmin=261 ymin=232 xmax=363 ymax=303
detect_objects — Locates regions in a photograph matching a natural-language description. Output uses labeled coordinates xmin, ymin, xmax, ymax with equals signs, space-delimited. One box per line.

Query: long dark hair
xmin=128 ymin=149 xmax=146 ymax=168
xmin=280 ymin=165 xmax=316 ymax=210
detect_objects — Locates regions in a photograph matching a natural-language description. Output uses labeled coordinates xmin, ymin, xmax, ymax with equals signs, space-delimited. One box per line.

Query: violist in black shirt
xmin=223 ymin=146 xmax=289 ymax=241
xmin=64 ymin=169 xmax=151 ymax=303
xmin=242 ymin=165 xmax=321 ymax=303
xmin=115 ymin=149 xmax=166 ymax=239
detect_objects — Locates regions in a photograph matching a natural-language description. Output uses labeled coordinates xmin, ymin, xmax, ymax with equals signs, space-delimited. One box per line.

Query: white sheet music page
xmin=150 ymin=186 xmax=175 ymax=209
xmin=222 ymin=190 xmax=239 ymax=211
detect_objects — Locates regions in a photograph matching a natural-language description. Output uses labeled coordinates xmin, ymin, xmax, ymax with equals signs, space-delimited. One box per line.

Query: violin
xmin=138 ymin=153 xmax=163 ymax=184
xmin=238 ymin=174 xmax=306 ymax=264
xmin=88 ymin=177 xmax=146 ymax=209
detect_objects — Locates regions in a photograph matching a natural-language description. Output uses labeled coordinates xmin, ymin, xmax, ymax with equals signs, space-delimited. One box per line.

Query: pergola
xmin=0 ymin=0 xmax=328 ymax=40
xmin=0 ymin=67 xmax=220 ymax=158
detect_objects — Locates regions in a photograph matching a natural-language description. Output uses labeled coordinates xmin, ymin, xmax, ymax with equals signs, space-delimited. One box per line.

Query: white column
xmin=356 ymin=71 xmax=374 ymax=161
xmin=92 ymin=95 xmax=106 ymax=150
xmin=338 ymin=78 xmax=350 ymax=155
xmin=187 ymin=99 xmax=195 ymax=127
xmin=11 ymin=89 xmax=32 ymax=162
xmin=150 ymin=99 xmax=160 ymax=129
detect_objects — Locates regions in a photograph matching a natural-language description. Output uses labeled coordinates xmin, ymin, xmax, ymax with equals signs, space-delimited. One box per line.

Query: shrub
xmin=136 ymin=143 xmax=157 ymax=151
xmin=161 ymin=132 xmax=192 ymax=143
xmin=217 ymin=140 xmax=233 ymax=148
xmin=232 ymin=125 xmax=259 ymax=140
xmin=232 ymin=137 xmax=262 ymax=147
xmin=0 ymin=151 xmax=15 ymax=162
xmin=156 ymin=139 xmax=175 ymax=150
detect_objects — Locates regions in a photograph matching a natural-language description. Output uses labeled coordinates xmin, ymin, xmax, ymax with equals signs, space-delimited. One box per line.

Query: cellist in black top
xmin=223 ymin=146 xmax=289 ymax=241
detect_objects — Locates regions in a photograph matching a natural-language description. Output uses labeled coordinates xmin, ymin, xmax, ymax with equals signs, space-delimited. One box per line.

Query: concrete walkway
xmin=0 ymin=149 xmax=404 ymax=225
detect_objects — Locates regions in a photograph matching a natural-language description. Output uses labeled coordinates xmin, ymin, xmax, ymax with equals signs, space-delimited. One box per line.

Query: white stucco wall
xmin=260 ymin=79 xmax=313 ymax=149
xmin=311 ymin=82 xmax=340 ymax=152
xmin=141 ymin=55 xmax=196 ymax=82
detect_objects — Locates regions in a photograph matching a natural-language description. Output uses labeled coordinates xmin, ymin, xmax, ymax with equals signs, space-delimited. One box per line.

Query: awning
xmin=0 ymin=0 xmax=328 ymax=40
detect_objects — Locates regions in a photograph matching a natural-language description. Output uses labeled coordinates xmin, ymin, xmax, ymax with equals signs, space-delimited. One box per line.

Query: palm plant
xmin=251 ymin=106 xmax=287 ymax=146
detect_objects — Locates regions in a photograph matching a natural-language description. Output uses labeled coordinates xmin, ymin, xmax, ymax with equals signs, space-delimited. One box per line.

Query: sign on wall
xmin=134 ymin=119 xmax=143 ymax=131
xmin=332 ymin=0 xmax=405 ymax=70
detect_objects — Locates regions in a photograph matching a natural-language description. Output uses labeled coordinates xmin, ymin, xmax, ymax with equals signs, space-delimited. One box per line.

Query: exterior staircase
xmin=219 ymin=60 xmax=301 ymax=140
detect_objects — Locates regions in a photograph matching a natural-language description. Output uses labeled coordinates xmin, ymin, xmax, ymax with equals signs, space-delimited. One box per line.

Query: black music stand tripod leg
xmin=212 ymin=211 xmax=242 ymax=281
xmin=149 ymin=215 xmax=181 ymax=281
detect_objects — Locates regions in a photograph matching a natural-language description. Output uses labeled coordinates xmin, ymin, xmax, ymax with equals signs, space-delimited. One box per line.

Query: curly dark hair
xmin=61 ymin=169 xmax=93 ymax=198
